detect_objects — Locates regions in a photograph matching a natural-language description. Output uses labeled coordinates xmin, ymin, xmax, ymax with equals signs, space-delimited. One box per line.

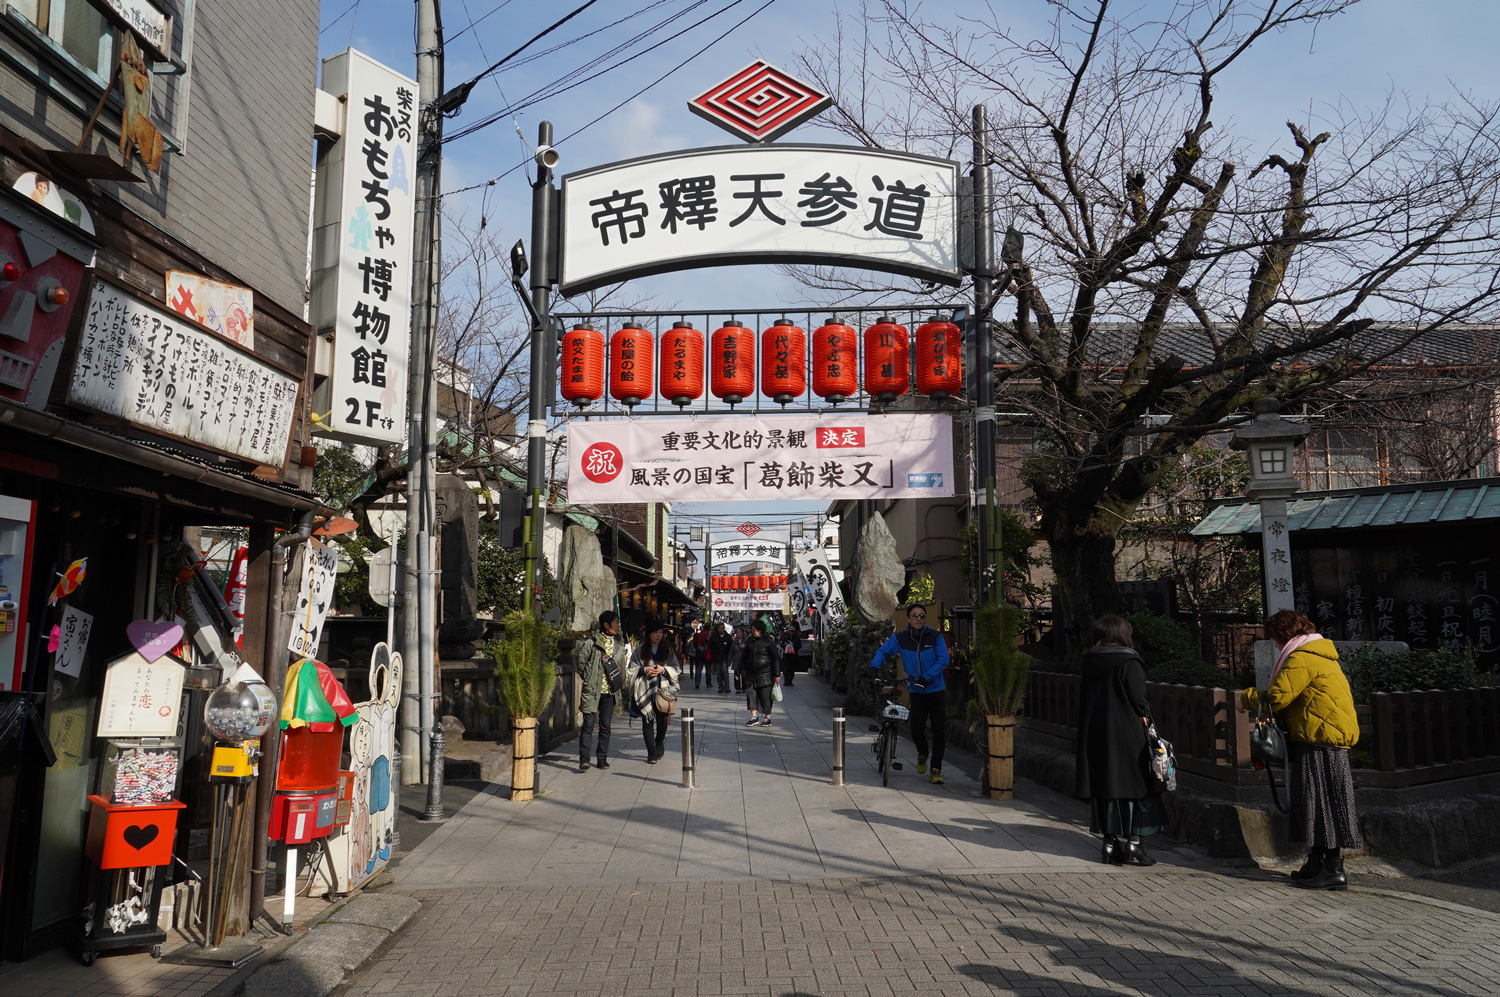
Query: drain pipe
xmin=249 ymin=510 xmax=315 ymax=924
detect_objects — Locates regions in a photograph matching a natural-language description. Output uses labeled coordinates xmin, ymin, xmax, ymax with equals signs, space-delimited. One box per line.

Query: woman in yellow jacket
xmin=1240 ymin=610 xmax=1360 ymax=891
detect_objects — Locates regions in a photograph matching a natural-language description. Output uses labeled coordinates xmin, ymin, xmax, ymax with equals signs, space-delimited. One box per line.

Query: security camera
xmin=535 ymin=145 xmax=560 ymax=169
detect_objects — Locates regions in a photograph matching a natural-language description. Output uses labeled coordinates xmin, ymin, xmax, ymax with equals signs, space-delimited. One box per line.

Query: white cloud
xmin=601 ymin=99 xmax=691 ymax=161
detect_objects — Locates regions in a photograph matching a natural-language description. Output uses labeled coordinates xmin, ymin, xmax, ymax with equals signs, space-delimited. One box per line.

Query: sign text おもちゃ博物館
xmin=560 ymin=146 xmax=958 ymax=294
xmin=567 ymin=413 xmax=953 ymax=503
xmin=313 ymin=50 xmax=417 ymax=447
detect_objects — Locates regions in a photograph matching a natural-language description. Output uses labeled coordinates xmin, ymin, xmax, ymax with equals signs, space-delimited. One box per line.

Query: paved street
xmin=341 ymin=678 xmax=1500 ymax=996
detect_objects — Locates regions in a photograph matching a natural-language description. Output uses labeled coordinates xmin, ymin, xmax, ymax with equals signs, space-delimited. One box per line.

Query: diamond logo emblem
xmin=688 ymin=60 xmax=833 ymax=144
xmin=736 ymin=522 xmax=762 ymax=538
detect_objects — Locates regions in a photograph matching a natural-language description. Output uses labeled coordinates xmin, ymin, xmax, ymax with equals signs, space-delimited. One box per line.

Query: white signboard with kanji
xmin=798 ymin=548 xmax=847 ymax=629
xmin=97 ymin=650 xmax=185 ymax=737
xmin=560 ymin=145 xmax=959 ymax=294
xmin=54 ymin=605 xmax=94 ymax=679
xmin=287 ymin=540 xmax=340 ymax=658
xmin=568 ymin=414 xmax=953 ymax=503
xmin=69 ymin=279 xmax=298 ymax=466
xmin=711 ymin=590 xmax=787 ymax=612
xmin=710 ymin=540 xmax=788 ymax=563
xmin=312 ymin=49 xmax=417 ymax=446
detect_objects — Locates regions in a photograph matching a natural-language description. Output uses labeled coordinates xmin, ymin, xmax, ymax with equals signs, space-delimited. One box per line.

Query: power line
xmin=448 ymin=0 xmax=516 ymax=42
xmin=442 ymin=0 xmax=776 ymax=197
xmin=439 ymin=0 xmax=604 ymax=114
xmin=320 ymin=0 xmax=361 ymax=36
xmin=444 ymin=0 xmax=725 ymax=146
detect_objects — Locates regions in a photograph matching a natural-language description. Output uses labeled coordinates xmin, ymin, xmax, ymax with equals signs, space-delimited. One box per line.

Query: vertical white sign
xmin=54 ymin=605 xmax=94 ymax=679
xmin=314 ymin=50 xmax=417 ymax=446
xmin=287 ymin=540 xmax=340 ymax=658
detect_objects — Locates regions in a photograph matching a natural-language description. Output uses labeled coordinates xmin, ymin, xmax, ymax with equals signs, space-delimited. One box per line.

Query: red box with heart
xmin=85 ymin=795 xmax=184 ymax=869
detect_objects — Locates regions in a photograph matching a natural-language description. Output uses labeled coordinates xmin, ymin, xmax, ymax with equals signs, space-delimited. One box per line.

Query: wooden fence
xmin=1024 ymin=670 xmax=1500 ymax=788
xmin=440 ymin=650 xmax=579 ymax=749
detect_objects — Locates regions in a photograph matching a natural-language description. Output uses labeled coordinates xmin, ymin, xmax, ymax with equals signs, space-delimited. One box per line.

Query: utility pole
xmin=523 ymin=123 xmax=558 ymax=612
xmin=403 ymin=0 xmax=443 ymax=787
xmin=972 ymin=105 xmax=1001 ymax=604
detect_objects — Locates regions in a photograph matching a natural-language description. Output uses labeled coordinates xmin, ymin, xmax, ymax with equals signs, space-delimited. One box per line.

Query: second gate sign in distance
xmin=559 ymin=145 xmax=959 ymax=294
xmin=567 ymin=413 xmax=953 ymax=502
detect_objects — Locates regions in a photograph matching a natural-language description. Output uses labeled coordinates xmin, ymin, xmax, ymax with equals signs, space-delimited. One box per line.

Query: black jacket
xmin=709 ymin=632 xmax=734 ymax=666
xmin=743 ymin=635 xmax=781 ymax=689
xmin=1074 ymin=644 xmax=1152 ymax=801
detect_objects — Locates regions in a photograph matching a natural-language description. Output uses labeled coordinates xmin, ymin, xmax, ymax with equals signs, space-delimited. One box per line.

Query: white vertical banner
xmin=313 ymin=50 xmax=417 ymax=445
xmin=287 ymin=540 xmax=340 ymax=658
xmin=797 ymin=548 xmax=846 ymax=632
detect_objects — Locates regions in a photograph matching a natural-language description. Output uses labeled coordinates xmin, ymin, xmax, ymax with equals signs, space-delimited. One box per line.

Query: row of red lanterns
xmin=709 ymin=574 xmax=788 ymax=590
xmin=560 ymin=316 xmax=963 ymax=409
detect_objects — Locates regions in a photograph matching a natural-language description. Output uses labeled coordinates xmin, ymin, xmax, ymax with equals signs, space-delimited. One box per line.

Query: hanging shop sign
xmin=559 ymin=145 xmax=959 ymax=294
xmin=710 ymin=539 xmax=788 ymax=563
xmin=96 ymin=650 xmax=185 ymax=738
xmin=711 ymin=589 xmax=786 ymax=612
xmin=166 ymin=271 xmax=254 ymax=349
xmin=53 ymin=605 xmax=94 ymax=679
xmin=99 ymin=0 xmax=171 ymax=58
xmin=68 ymin=278 xmax=299 ymax=466
xmin=797 ymin=547 xmax=847 ymax=630
xmin=287 ymin=540 xmax=340 ymax=658
xmin=568 ymin=413 xmax=954 ymax=503
xmin=311 ymin=49 xmax=417 ymax=447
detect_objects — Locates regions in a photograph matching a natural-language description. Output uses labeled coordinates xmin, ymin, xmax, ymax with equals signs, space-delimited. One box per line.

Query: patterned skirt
xmin=1289 ymin=742 xmax=1362 ymax=849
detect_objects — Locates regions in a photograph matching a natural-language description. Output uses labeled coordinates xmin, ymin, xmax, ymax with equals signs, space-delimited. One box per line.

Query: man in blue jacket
xmin=868 ymin=604 xmax=950 ymax=784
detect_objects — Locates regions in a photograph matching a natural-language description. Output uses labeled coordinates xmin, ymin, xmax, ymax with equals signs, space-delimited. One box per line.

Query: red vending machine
xmin=0 ymin=494 xmax=35 ymax=691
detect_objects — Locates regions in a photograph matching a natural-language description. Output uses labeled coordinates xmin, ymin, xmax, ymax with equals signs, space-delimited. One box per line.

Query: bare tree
xmin=798 ymin=0 xmax=1500 ymax=653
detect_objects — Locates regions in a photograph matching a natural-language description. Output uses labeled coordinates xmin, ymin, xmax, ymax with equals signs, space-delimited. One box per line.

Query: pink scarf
xmin=1271 ymin=632 xmax=1322 ymax=684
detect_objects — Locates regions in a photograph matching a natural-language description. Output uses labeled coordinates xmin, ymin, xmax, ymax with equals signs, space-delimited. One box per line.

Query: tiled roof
xmin=1191 ymin=477 xmax=1500 ymax=536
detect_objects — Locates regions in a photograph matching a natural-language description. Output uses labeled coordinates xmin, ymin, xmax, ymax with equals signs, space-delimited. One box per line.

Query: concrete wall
xmin=0 ymin=0 xmax=318 ymax=312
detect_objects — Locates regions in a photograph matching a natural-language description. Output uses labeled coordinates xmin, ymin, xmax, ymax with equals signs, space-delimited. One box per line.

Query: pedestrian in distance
xmin=691 ymin=620 xmax=711 ymax=689
xmin=741 ymin=619 xmax=781 ymax=727
xmin=1239 ymin=610 xmax=1361 ymax=890
xmin=574 ymin=611 xmax=629 ymax=772
xmin=1075 ymin=614 xmax=1164 ymax=866
xmin=730 ymin=628 xmax=746 ymax=692
xmin=709 ymin=622 xmax=735 ymax=693
xmin=779 ymin=626 xmax=801 ymax=687
xmin=867 ymin=603 xmax=950 ymax=784
xmin=628 ymin=619 xmax=681 ymax=763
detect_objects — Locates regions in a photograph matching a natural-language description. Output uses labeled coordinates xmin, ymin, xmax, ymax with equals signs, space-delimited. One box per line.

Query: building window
xmin=10 ymin=0 xmax=114 ymax=81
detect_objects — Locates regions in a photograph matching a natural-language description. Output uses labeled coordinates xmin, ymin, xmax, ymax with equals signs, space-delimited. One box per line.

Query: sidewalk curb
xmin=201 ymin=889 xmax=421 ymax=997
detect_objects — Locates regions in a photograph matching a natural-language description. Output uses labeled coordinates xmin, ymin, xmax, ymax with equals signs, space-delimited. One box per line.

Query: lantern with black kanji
xmin=710 ymin=320 xmax=755 ymax=405
xmin=659 ymin=321 xmax=705 ymax=407
xmin=760 ymin=319 xmax=806 ymax=405
xmin=560 ymin=323 xmax=605 ymax=407
xmin=812 ymin=319 xmax=857 ymax=404
xmin=609 ymin=323 xmax=653 ymax=407
xmin=914 ymin=316 xmax=963 ymax=399
xmin=863 ymin=315 xmax=909 ymax=402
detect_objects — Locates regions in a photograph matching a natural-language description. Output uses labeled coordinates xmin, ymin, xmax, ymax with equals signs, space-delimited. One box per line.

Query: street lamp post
xmin=1231 ymin=398 xmax=1311 ymax=619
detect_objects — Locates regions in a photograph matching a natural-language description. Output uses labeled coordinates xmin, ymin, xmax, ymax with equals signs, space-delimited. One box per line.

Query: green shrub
xmin=1341 ymin=644 xmax=1477 ymax=704
xmin=1145 ymin=657 xmax=1231 ymax=688
xmin=490 ymin=610 xmax=561 ymax=719
xmin=971 ymin=602 xmax=1031 ymax=716
xmin=1124 ymin=613 xmax=1197 ymax=667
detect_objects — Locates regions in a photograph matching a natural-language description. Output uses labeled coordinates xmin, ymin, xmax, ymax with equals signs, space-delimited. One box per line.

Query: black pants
xmin=747 ymin=684 xmax=774 ymax=714
xmin=715 ymin=661 xmax=730 ymax=692
xmin=579 ymin=695 xmax=614 ymax=763
xmin=781 ymin=660 xmax=796 ymax=686
xmin=692 ymin=658 xmax=709 ymax=686
xmin=644 ymin=710 xmax=670 ymax=760
xmin=908 ymin=689 xmax=946 ymax=769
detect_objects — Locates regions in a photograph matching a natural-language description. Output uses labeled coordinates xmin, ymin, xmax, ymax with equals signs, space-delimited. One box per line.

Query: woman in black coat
xmin=1075 ymin=615 xmax=1164 ymax=866
xmin=741 ymin=619 xmax=782 ymax=727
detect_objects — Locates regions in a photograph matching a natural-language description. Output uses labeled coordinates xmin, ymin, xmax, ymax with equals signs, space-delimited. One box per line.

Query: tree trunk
xmin=1043 ymin=498 xmax=1126 ymax=665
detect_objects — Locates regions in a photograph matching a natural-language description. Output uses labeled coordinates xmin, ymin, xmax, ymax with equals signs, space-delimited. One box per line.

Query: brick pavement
xmin=337 ymin=679 xmax=1500 ymax=996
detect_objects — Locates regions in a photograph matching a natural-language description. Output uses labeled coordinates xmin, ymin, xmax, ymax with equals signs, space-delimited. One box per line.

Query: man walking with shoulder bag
xmin=576 ymin=611 xmax=630 ymax=772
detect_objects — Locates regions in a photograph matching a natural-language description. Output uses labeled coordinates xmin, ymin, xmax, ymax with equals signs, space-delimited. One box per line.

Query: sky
xmin=316 ymin=0 xmax=1500 ymax=554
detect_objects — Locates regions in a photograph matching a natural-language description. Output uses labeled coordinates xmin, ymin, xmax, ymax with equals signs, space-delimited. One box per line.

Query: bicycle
xmin=869 ymin=680 xmax=909 ymax=786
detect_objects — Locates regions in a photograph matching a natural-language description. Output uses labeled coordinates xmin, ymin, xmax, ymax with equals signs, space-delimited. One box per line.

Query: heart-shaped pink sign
xmin=127 ymin=620 xmax=184 ymax=663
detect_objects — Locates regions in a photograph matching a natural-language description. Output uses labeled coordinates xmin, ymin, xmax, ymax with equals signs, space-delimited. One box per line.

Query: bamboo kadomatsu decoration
xmin=491 ymin=610 xmax=559 ymax=801
xmin=970 ymin=602 xmax=1030 ymax=800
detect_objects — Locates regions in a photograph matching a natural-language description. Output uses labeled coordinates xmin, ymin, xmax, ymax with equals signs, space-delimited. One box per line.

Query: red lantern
xmin=659 ymin=321 xmax=705 ymax=407
xmin=760 ymin=319 xmax=806 ymax=405
xmin=812 ymin=319 xmax=858 ymax=404
xmin=560 ymin=323 xmax=605 ymax=407
xmin=863 ymin=315 xmax=909 ymax=402
xmin=710 ymin=320 xmax=755 ymax=405
xmin=609 ymin=324 xmax=654 ymax=407
xmin=915 ymin=317 xmax=963 ymax=399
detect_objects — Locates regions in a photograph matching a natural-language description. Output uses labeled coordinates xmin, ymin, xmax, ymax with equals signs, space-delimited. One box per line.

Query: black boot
xmin=1123 ymin=836 xmax=1156 ymax=867
xmin=1101 ymin=836 xmax=1123 ymax=865
xmin=1296 ymin=847 xmax=1347 ymax=891
xmin=1290 ymin=847 xmax=1325 ymax=881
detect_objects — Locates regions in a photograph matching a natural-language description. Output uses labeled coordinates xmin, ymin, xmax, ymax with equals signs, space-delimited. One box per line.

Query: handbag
xmin=603 ymin=657 xmax=623 ymax=693
xmin=1248 ymin=696 xmax=1290 ymax=813
xmin=1142 ymin=719 xmax=1177 ymax=793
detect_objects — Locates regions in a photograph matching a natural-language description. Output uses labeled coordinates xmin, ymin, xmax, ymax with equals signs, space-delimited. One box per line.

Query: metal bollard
xmin=423 ymin=722 xmax=446 ymax=821
xmin=832 ymin=708 xmax=845 ymax=786
xmin=681 ymin=707 xmax=695 ymax=789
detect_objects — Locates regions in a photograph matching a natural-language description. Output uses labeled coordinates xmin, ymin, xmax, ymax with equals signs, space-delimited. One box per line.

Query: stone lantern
xmin=1231 ymin=397 xmax=1310 ymax=618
